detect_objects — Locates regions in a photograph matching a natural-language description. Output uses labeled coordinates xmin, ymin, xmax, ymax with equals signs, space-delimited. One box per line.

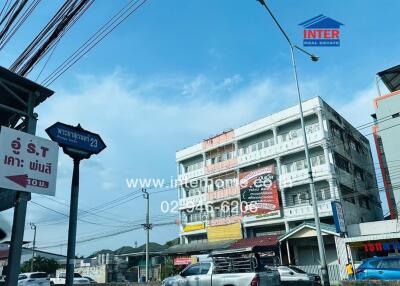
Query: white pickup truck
xmin=50 ymin=272 xmax=90 ymax=285
xmin=162 ymin=248 xmax=280 ymax=286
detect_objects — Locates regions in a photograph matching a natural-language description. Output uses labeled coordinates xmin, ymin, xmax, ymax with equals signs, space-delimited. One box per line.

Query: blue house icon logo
xmin=299 ymin=15 xmax=344 ymax=47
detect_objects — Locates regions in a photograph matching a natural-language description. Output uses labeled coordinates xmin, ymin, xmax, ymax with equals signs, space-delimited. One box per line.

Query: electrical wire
xmin=41 ymin=0 xmax=149 ymax=86
xmin=10 ymin=0 xmax=95 ymax=76
xmin=0 ymin=0 xmax=40 ymax=50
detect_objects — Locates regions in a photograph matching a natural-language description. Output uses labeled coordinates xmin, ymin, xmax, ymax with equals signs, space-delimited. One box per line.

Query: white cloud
xmin=4 ymin=71 xmax=386 ymax=254
xmin=30 ymin=72 xmax=300 ymax=254
xmin=337 ymin=85 xmax=377 ymax=126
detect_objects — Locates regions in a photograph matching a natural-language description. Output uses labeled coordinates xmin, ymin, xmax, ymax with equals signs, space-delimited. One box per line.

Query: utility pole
xmin=6 ymin=94 xmax=36 ymax=286
xmin=256 ymin=1 xmax=329 ymax=285
xmin=65 ymin=158 xmax=80 ymax=286
xmin=141 ymin=189 xmax=152 ymax=282
xmin=30 ymin=223 xmax=37 ymax=272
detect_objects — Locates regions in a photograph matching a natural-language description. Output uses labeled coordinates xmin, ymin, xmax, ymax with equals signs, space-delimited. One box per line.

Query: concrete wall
xmin=347 ymin=220 xmax=400 ymax=237
xmin=376 ymin=93 xmax=400 ymax=213
xmin=75 ymin=265 xmax=108 ymax=283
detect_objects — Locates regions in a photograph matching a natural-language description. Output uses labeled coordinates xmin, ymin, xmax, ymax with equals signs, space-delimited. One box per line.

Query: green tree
xmin=21 ymin=256 xmax=60 ymax=275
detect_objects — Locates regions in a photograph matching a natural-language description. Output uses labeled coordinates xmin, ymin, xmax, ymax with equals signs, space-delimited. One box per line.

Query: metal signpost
xmin=46 ymin=122 xmax=106 ymax=286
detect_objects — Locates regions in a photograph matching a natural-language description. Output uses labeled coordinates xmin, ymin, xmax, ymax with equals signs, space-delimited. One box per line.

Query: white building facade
xmin=176 ymin=97 xmax=383 ymax=245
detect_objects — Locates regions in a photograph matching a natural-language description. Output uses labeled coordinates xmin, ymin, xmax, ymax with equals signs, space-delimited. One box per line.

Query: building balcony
xmin=205 ymin=158 xmax=237 ymax=175
xmin=337 ymin=169 xmax=353 ymax=188
xmin=208 ymin=215 xmax=242 ymax=227
xmin=178 ymin=167 xmax=205 ymax=182
xmin=237 ymin=145 xmax=276 ymax=166
xmin=202 ymin=130 xmax=235 ymax=150
xmin=276 ymin=127 xmax=323 ymax=154
xmin=283 ymin=200 xmax=333 ymax=219
xmin=354 ymin=177 xmax=367 ymax=191
xmin=207 ymin=186 xmax=240 ymax=202
xmin=279 ymin=163 xmax=331 ymax=188
xmin=179 ymin=193 xmax=207 ymax=210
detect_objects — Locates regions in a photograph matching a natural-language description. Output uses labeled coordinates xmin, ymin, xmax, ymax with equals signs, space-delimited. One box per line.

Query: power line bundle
xmin=10 ymin=0 xmax=95 ymax=76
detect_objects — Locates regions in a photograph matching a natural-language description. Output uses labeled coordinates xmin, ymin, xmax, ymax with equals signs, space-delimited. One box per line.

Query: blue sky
xmin=1 ymin=0 xmax=399 ymax=256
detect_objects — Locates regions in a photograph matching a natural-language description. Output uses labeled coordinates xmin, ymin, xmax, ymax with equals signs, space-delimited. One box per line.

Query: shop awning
xmin=344 ymin=232 xmax=400 ymax=244
xmin=279 ymin=222 xmax=338 ymax=242
xmin=162 ymin=240 xmax=235 ymax=255
xmin=231 ymin=235 xmax=278 ymax=249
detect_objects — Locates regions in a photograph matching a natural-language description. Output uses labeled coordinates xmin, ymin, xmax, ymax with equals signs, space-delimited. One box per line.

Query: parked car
xmin=356 ymin=256 xmax=400 ymax=280
xmin=50 ymin=273 xmax=90 ymax=285
xmin=83 ymin=276 xmax=97 ymax=284
xmin=162 ymin=247 xmax=280 ymax=286
xmin=18 ymin=272 xmax=50 ymax=286
xmin=276 ymin=266 xmax=321 ymax=285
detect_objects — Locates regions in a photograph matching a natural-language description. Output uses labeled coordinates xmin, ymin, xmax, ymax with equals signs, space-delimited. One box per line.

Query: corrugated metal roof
xmin=0 ymin=66 xmax=54 ymax=127
xmin=162 ymin=240 xmax=234 ymax=255
xmin=279 ymin=222 xmax=338 ymax=242
xmin=231 ymin=235 xmax=278 ymax=249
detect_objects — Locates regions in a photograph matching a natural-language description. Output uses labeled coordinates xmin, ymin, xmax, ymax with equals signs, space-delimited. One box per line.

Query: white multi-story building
xmin=176 ymin=97 xmax=383 ymax=245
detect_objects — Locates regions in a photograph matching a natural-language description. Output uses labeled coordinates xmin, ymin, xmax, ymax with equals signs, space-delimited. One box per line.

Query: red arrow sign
xmin=6 ymin=175 xmax=49 ymax=189
xmin=6 ymin=175 xmax=28 ymax=188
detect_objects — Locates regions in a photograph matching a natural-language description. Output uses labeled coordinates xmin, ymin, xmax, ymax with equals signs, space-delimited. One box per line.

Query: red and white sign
xmin=0 ymin=127 xmax=59 ymax=196
xmin=239 ymin=165 xmax=280 ymax=220
xmin=174 ymin=257 xmax=192 ymax=265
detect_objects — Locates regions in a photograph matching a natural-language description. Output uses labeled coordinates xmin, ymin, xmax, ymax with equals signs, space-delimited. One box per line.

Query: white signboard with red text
xmin=0 ymin=127 xmax=59 ymax=196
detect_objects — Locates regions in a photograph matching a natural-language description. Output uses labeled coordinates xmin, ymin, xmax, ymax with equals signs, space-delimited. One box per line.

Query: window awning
xmin=378 ymin=65 xmax=400 ymax=92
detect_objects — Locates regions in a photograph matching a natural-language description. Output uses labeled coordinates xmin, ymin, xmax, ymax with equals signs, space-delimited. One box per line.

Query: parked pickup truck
xmin=162 ymin=247 xmax=280 ymax=286
xmin=50 ymin=273 xmax=90 ymax=285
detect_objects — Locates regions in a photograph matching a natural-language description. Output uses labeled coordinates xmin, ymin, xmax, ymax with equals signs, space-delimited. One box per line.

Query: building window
xmin=340 ymin=184 xmax=355 ymax=204
xmin=183 ymin=161 xmax=203 ymax=173
xmin=283 ymin=154 xmax=325 ymax=174
xmin=207 ymin=150 xmax=235 ymax=166
xmin=185 ymin=185 xmax=206 ymax=197
xmin=291 ymin=194 xmax=298 ymax=205
xmin=335 ymin=153 xmax=350 ymax=173
xmin=316 ymin=188 xmax=331 ymax=201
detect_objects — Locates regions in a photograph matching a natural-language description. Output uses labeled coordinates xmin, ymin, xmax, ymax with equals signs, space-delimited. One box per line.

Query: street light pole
xmin=256 ymin=1 xmax=329 ymax=285
xmin=30 ymin=223 xmax=37 ymax=272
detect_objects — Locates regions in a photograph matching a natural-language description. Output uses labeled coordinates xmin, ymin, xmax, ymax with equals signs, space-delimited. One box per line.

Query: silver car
xmin=277 ymin=266 xmax=320 ymax=286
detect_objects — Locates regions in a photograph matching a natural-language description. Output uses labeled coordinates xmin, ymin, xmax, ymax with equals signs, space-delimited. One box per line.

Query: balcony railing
xmin=207 ymin=186 xmax=240 ymax=202
xmin=178 ymin=167 xmax=205 ymax=182
xmin=179 ymin=193 xmax=206 ymax=210
xmin=279 ymin=163 xmax=330 ymax=187
xmin=208 ymin=215 xmax=242 ymax=227
xmin=237 ymin=145 xmax=276 ymax=165
xmin=205 ymin=158 xmax=237 ymax=175
xmin=337 ymin=169 xmax=353 ymax=188
xmin=283 ymin=200 xmax=333 ymax=219
xmin=276 ymin=125 xmax=323 ymax=154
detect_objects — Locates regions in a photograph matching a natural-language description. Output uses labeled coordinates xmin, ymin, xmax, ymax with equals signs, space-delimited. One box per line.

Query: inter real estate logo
xmin=299 ymin=14 xmax=344 ymax=47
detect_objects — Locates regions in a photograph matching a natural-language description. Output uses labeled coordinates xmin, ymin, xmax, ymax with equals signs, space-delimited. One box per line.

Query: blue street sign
xmin=45 ymin=122 xmax=106 ymax=155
